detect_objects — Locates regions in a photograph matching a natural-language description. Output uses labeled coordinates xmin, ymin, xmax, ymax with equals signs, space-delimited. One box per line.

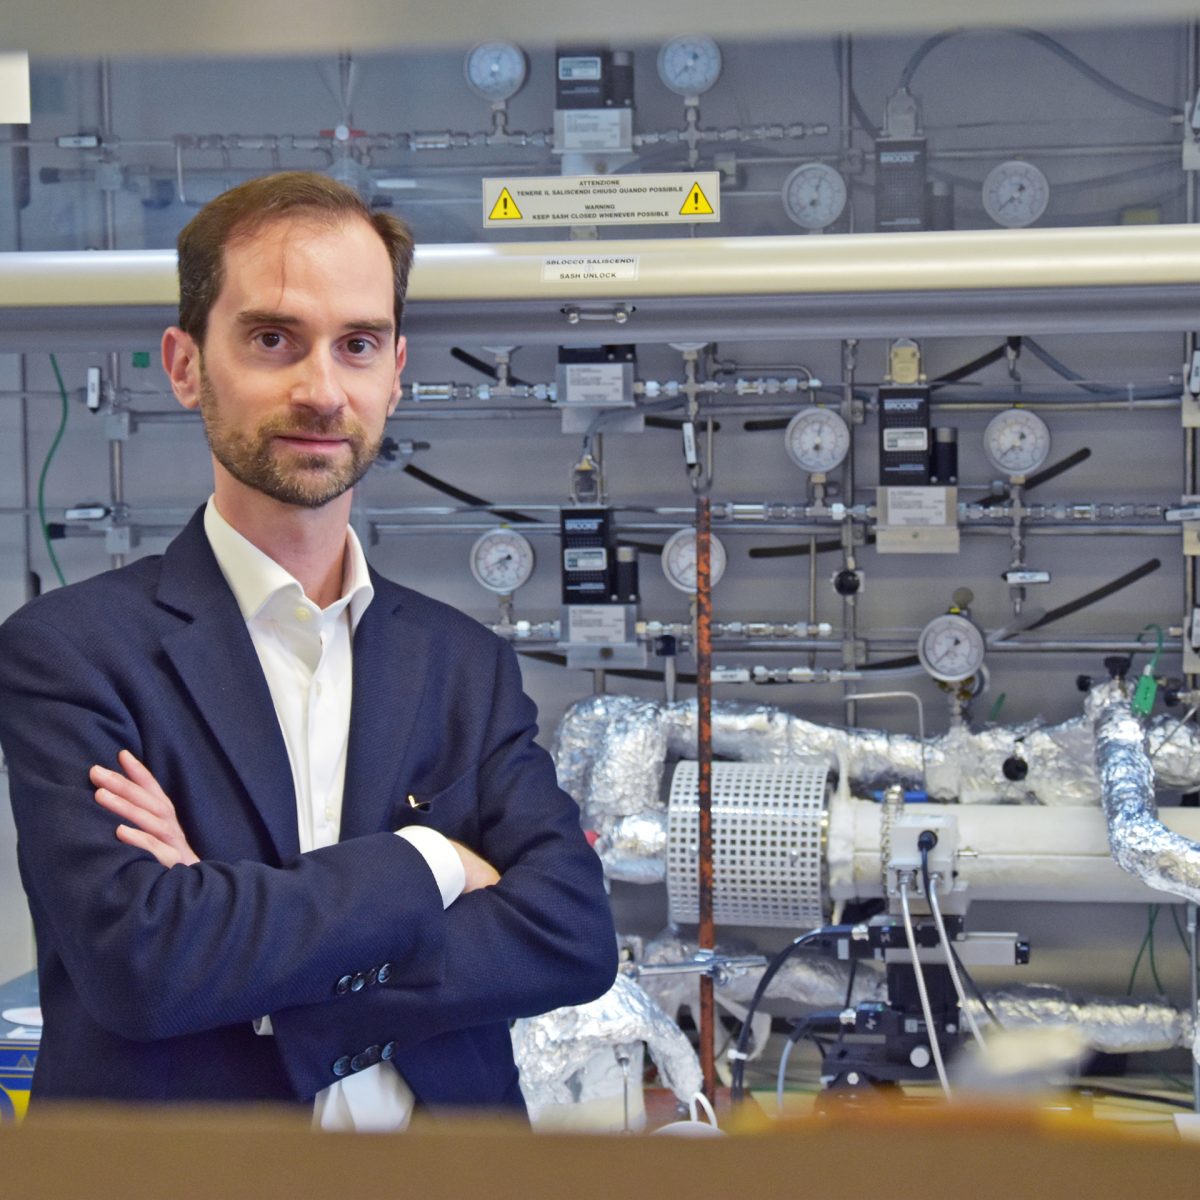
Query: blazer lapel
xmin=338 ymin=574 xmax=433 ymax=840
xmin=155 ymin=509 xmax=301 ymax=863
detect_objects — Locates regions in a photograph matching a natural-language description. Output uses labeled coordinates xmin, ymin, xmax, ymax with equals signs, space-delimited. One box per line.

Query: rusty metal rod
xmin=695 ymin=492 xmax=716 ymax=1100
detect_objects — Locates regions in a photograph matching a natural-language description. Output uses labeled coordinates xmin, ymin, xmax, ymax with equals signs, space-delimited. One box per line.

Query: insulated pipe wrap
xmin=1090 ymin=681 xmax=1200 ymax=904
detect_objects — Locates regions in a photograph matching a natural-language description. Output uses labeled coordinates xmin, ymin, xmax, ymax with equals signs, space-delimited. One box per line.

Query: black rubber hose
xmin=977 ymin=446 xmax=1092 ymax=508
xmin=1027 ymin=558 xmax=1161 ymax=631
xmin=401 ymin=463 xmax=539 ymax=524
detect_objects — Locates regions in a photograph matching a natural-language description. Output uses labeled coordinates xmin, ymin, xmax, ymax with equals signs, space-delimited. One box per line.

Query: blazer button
xmin=350 ymin=1052 xmax=369 ymax=1073
xmin=335 ymin=975 xmax=353 ymax=996
xmin=365 ymin=1044 xmax=382 ymax=1066
xmin=332 ymin=1056 xmax=352 ymax=1078
xmin=366 ymin=967 xmax=379 ymax=987
xmin=381 ymin=1041 xmax=396 ymax=1062
xmin=350 ymin=972 xmax=367 ymax=993
xmin=377 ymin=963 xmax=393 ymax=984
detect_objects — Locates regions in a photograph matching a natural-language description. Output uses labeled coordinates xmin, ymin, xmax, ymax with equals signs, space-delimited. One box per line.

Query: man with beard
xmin=0 ymin=172 xmax=616 ymax=1123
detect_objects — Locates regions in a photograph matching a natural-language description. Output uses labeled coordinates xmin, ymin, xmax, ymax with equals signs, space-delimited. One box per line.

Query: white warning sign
xmin=482 ymin=172 xmax=721 ymax=228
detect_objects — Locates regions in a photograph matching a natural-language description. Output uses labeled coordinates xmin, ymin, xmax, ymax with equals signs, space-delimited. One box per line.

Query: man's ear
xmin=162 ymin=326 xmax=202 ymax=410
xmin=388 ymin=334 xmax=407 ymax=416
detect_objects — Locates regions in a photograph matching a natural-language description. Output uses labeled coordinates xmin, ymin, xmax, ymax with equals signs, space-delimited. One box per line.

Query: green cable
xmin=1133 ymin=622 xmax=1165 ymax=672
xmin=38 ymin=355 xmax=71 ymax=588
xmin=1146 ymin=905 xmax=1166 ymax=994
xmin=1126 ymin=921 xmax=1152 ymax=994
xmin=987 ymin=692 xmax=1007 ymax=723
xmin=1170 ymin=904 xmax=1191 ymax=956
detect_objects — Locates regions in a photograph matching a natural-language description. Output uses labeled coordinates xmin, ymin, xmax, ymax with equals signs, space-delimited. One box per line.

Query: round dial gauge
xmin=982 ymin=160 xmax=1050 ymax=228
xmin=464 ymin=42 xmax=528 ymax=102
xmin=983 ymin=408 xmax=1051 ymax=477
xmin=657 ymin=35 xmax=723 ymax=97
xmin=661 ymin=528 xmax=728 ymax=594
xmin=917 ymin=613 xmax=986 ymax=683
xmin=785 ymin=408 xmax=851 ymax=473
xmin=782 ymin=162 xmax=848 ymax=231
xmin=469 ymin=529 xmax=535 ymax=594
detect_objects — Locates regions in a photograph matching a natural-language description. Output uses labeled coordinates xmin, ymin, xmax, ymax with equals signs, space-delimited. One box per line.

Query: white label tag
xmin=542 ymin=255 xmax=640 ymax=283
xmin=1191 ymin=608 xmax=1200 ymax=649
xmin=711 ymin=666 xmax=751 ymax=683
xmin=567 ymin=605 xmax=627 ymax=644
xmin=486 ymin=172 xmax=719 ymax=228
xmin=561 ymin=109 xmax=624 ymax=151
xmin=1003 ymin=570 xmax=1051 ymax=585
xmin=882 ymin=487 xmax=952 ymax=527
xmin=564 ymin=363 xmax=627 ymax=406
xmin=883 ymin=428 xmax=929 ymax=453
xmin=682 ymin=421 xmax=698 ymax=466
xmin=564 ymin=547 xmax=608 ymax=573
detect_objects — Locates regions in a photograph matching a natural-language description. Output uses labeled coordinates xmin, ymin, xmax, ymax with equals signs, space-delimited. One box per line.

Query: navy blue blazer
xmin=0 ymin=508 xmax=616 ymax=1108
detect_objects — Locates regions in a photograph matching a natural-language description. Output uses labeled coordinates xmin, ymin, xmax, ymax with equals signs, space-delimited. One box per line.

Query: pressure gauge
xmin=661 ymin=528 xmax=728 ymax=594
xmin=785 ymin=408 xmax=851 ymax=474
xmin=983 ymin=408 xmax=1051 ymax=477
xmin=464 ymin=42 xmax=528 ymax=102
xmin=469 ymin=529 xmax=535 ymax=594
xmin=657 ymin=35 xmax=723 ymax=97
xmin=917 ymin=613 xmax=986 ymax=683
xmin=982 ymin=160 xmax=1050 ymax=228
xmin=782 ymin=162 xmax=848 ymax=231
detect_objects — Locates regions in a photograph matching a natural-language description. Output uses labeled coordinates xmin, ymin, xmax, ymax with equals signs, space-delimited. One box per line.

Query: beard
xmin=197 ymin=370 xmax=384 ymax=509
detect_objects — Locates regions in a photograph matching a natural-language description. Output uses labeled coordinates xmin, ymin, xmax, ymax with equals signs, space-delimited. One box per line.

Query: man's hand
xmin=448 ymin=839 xmax=500 ymax=892
xmin=90 ymin=749 xmax=200 ymax=868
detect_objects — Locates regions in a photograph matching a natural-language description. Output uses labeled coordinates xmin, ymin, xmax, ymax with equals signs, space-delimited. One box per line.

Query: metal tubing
xmin=694 ymin=492 xmax=716 ymax=1101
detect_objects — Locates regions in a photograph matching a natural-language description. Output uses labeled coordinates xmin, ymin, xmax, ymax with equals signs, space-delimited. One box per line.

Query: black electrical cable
xmin=1079 ymin=1084 xmax=1194 ymax=1111
xmin=400 ymin=463 xmax=539 ymax=525
xmin=898 ymin=28 xmax=1177 ymax=118
xmin=1018 ymin=337 xmax=1186 ymax=401
xmin=449 ymin=346 xmax=532 ymax=388
xmin=730 ymin=927 xmax=847 ymax=1102
xmin=831 ymin=40 xmax=881 ymax=139
xmin=976 ymin=447 xmax=1092 ymax=507
xmin=933 ymin=338 xmax=1020 ymax=385
xmin=1026 ymin=558 xmax=1161 ymax=631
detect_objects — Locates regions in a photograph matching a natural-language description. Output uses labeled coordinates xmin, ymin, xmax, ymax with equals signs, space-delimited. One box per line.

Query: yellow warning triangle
xmin=680 ymin=181 xmax=715 ymax=216
xmin=488 ymin=188 xmax=523 ymax=220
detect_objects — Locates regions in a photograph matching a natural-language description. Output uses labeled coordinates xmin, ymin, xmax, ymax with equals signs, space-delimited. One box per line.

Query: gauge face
xmin=657 ymin=35 xmax=723 ymax=97
xmin=982 ymin=160 xmax=1050 ymax=228
xmin=464 ymin=42 xmax=528 ymax=102
xmin=983 ymin=408 xmax=1051 ymax=477
xmin=661 ymin=528 xmax=728 ymax=594
xmin=917 ymin=613 xmax=986 ymax=683
xmin=785 ymin=408 xmax=851 ymax=473
xmin=782 ymin=162 xmax=848 ymax=231
xmin=469 ymin=529 xmax=535 ymax=594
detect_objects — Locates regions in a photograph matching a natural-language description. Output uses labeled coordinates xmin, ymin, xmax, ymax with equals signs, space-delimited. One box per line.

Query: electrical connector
xmin=1131 ymin=667 xmax=1159 ymax=718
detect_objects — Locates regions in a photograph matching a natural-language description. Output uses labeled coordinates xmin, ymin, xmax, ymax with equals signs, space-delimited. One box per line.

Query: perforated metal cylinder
xmin=667 ymin=761 xmax=829 ymax=929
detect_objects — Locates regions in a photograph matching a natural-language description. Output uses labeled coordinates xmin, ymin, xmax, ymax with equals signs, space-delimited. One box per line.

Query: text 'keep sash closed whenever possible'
xmin=483 ymin=173 xmax=720 ymax=228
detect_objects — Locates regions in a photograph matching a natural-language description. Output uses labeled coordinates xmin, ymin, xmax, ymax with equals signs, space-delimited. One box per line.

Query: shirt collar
xmin=203 ymin=496 xmax=375 ymax=631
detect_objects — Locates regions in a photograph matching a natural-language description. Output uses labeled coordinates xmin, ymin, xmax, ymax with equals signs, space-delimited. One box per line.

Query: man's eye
xmin=257 ymin=331 xmax=285 ymax=349
xmin=345 ymin=337 xmax=375 ymax=356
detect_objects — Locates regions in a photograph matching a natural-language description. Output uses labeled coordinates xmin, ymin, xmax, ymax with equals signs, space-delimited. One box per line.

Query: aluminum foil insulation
xmin=971 ymin=984 xmax=1194 ymax=1053
xmin=636 ymin=931 xmax=886 ymax=1025
xmin=1090 ymin=681 xmax=1200 ymax=904
xmin=552 ymin=695 xmax=1200 ymax=847
xmin=511 ymin=972 xmax=702 ymax=1109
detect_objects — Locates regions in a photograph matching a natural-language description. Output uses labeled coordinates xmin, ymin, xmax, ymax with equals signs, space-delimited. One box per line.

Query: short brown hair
xmin=176 ymin=171 xmax=414 ymax=345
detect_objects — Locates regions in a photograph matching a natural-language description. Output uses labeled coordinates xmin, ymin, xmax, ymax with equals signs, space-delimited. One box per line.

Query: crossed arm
xmin=90 ymin=749 xmax=501 ymax=891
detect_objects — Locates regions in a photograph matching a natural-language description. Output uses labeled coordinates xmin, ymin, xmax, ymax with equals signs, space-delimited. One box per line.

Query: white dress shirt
xmin=203 ymin=497 xmax=465 ymax=1130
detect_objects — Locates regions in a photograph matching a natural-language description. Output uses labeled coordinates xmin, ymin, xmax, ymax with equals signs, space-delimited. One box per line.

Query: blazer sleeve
xmin=266 ymin=637 xmax=618 ymax=1100
xmin=0 ymin=609 xmax=453 ymax=1045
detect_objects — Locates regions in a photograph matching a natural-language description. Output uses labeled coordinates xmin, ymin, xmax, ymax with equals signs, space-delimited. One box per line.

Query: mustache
xmin=261 ymin=412 xmax=362 ymax=438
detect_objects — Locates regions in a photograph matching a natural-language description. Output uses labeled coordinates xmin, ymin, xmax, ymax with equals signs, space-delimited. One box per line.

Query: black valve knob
xmin=1002 ymin=755 xmax=1029 ymax=782
xmin=1103 ymin=655 xmax=1131 ymax=681
xmin=833 ymin=569 xmax=861 ymax=596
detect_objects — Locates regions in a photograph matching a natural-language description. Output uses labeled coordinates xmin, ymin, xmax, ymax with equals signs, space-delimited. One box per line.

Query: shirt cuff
xmin=253 ymin=1015 xmax=274 ymax=1036
xmin=395 ymin=826 xmax=466 ymax=909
